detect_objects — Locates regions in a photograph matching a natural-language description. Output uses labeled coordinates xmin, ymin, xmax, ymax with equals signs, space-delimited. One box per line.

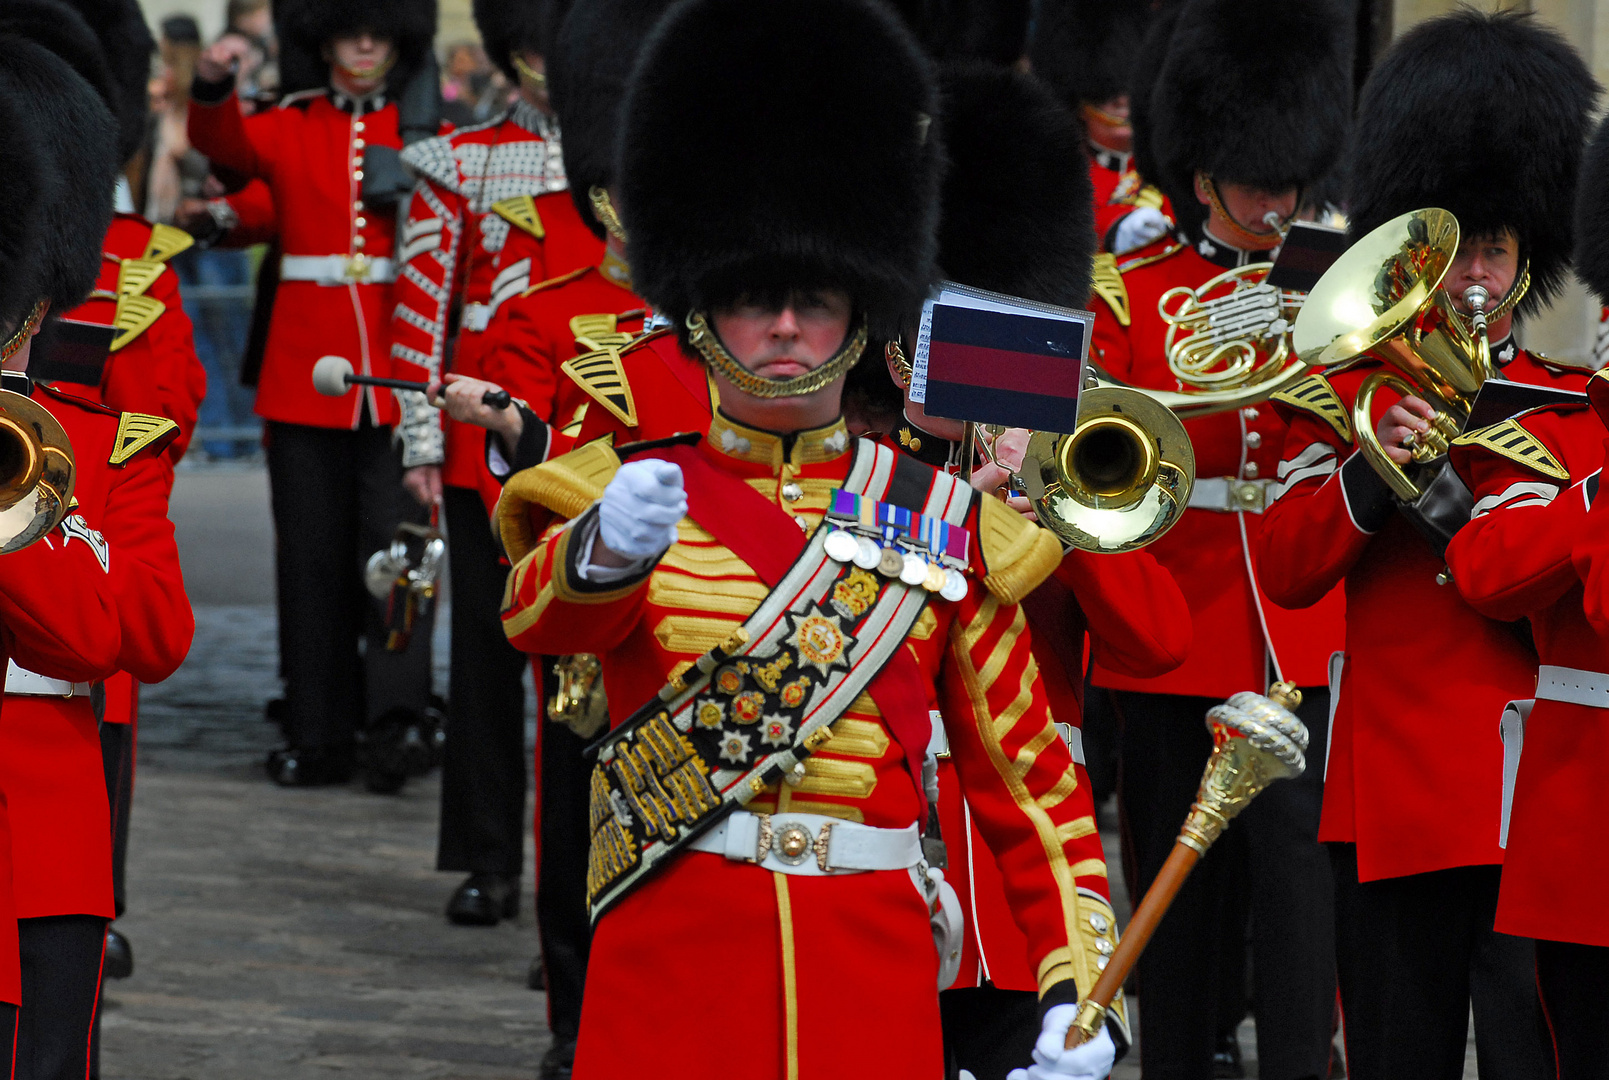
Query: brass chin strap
xmin=589 ymin=187 xmax=629 ymax=244
xmin=886 ymin=338 xmax=913 ymax=388
xmin=511 ymin=54 xmax=548 ymax=90
xmin=0 ymin=300 xmax=46 ymax=364
xmin=1198 ymin=173 xmax=1290 ymax=250
xmin=335 ymin=51 xmax=396 ymax=84
xmin=686 ymin=311 xmax=868 ymax=399
xmin=1081 ymin=102 xmax=1128 ymax=129
xmin=1483 ymin=260 xmax=1530 ymax=325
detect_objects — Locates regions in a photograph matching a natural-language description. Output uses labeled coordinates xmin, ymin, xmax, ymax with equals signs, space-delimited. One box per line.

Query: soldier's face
xmin=711 ymin=290 xmax=854 ymax=380
xmin=1445 ymin=230 xmax=1519 ymax=315
xmin=1196 ymin=177 xmax=1297 ymax=246
xmin=1083 ymin=94 xmax=1131 ymax=154
xmin=328 ymin=33 xmax=394 ymax=83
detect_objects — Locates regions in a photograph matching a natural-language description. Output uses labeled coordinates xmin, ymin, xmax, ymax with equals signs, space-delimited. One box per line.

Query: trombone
xmin=0 ymin=388 xmax=74 ymax=552
xmin=1014 ymin=260 xmax=1312 ymax=553
xmin=1291 ymin=207 xmax=1510 ymax=500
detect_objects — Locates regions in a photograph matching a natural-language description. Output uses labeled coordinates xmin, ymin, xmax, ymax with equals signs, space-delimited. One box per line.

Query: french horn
xmin=1292 ymin=207 xmax=1509 ymax=500
xmin=0 ymin=389 xmax=74 ymax=553
xmin=1016 ymin=261 xmax=1311 ymax=553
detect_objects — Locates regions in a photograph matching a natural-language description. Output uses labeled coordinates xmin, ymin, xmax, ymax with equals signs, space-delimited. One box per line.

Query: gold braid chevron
xmin=1450 ymin=417 xmax=1569 ymax=480
xmin=1270 ymin=374 xmax=1352 ymax=443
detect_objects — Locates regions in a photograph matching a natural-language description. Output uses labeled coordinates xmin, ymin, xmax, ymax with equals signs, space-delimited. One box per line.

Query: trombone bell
xmin=0 ymin=389 xmax=73 ymax=553
xmin=1017 ymin=386 xmax=1195 ymax=553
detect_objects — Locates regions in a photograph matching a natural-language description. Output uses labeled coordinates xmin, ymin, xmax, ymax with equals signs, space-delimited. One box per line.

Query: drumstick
xmin=311 ymin=355 xmax=512 ymax=409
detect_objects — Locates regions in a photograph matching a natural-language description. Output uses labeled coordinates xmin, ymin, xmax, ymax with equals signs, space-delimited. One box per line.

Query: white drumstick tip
xmin=311 ymin=355 xmax=356 ymax=397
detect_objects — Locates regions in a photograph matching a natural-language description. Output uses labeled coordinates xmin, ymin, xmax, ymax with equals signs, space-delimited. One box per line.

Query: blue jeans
xmin=173 ymin=247 xmax=257 ymax=457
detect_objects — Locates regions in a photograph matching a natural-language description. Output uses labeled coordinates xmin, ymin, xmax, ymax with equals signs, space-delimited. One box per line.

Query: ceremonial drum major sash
xmin=585 ymin=439 xmax=973 ymax=920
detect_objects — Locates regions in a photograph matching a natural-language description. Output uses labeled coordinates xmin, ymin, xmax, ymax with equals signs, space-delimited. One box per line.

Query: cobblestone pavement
xmin=97 ymin=463 xmax=1493 ymax=1078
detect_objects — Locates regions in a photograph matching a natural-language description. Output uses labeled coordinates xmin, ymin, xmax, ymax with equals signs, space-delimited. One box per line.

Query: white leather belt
xmin=4 ymin=660 xmax=90 ymax=698
xmin=689 ymin=811 xmax=922 ymax=876
xmin=1188 ymin=476 xmax=1273 ymax=514
xmin=1535 ymin=665 xmax=1609 ymax=708
xmin=461 ymin=303 xmax=493 ymax=333
xmin=279 ymin=254 xmax=396 ymax=286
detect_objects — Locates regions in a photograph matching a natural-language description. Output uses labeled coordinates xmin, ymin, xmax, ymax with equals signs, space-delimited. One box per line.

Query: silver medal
xmin=852 ymin=535 xmax=882 ymax=570
xmin=940 ymin=568 xmax=968 ymax=602
xmin=824 ymin=529 xmax=859 ymax=563
xmin=900 ymin=552 xmax=928 ymax=586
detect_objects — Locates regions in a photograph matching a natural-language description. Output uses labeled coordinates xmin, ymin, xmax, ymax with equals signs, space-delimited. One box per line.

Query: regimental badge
xmin=785 ymin=607 xmax=855 ymax=676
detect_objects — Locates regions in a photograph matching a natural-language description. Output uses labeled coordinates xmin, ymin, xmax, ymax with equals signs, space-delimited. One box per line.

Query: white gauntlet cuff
xmin=395 ymin=388 xmax=445 ymax=468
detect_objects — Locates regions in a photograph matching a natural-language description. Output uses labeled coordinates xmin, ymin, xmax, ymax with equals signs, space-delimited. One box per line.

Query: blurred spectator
xmin=150 ymin=14 xmax=259 ymax=460
xmin=440 ymin=40 xmax=506 ymax=126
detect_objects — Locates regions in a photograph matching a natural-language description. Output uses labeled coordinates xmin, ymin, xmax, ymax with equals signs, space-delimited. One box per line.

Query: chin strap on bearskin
xmin=687 ymin=311 xmax=868 ymax=399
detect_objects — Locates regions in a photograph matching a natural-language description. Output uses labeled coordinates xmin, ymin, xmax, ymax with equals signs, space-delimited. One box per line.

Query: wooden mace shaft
xmin=1066 ymin=839 xmax=1202 ymax=1046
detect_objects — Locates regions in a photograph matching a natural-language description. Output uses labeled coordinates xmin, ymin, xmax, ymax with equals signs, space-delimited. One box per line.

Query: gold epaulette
xmin=519 ymin=264 xmax=589 ymax=299
xmin=492 ymin=195 xmax=545 ymax=239
xmin=1450 ymin=416 xmax=1569 ymax=480
xmin=142 ymin=223 xmax=194 ymax=263
xmin=109 ymin=293 xmax=164 ymax=352
xmin=1269 ymin=373 xmax=1351 ymax=442
xmin=977 ymin=494 xmax=1063 ymax=605
xmin=109 ymin=412 xmax=180 ymax=466
xmin=1089 ymin=253 xmax=1128 ymax=326
xmin=495 ymin=438 xmax=621 ymax=563
xmin=570 ymin=313 xmax=636 ymax=352
xmin=562 ymin=347 xmax=637 ymax=429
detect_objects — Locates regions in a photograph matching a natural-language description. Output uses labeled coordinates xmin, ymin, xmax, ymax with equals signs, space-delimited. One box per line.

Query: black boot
xmin=266 ymin=746 xmax=353 ymax=787
xmin=1213 ymin=1031 xmax=1245 ymax=1079
xmin=103 ymin=926 xmax=133 ymax=980
xmin=446 ymin=872 xmax=520 ymax=926
xmin=538 ymin=1040 xmax=575 ymax=1080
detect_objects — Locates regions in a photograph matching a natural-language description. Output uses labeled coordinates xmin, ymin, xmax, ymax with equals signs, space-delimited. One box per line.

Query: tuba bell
xmin=1015 ymin=260 xmax=1312 ymax=553
xmin=0 ymin=389 xmax=74 ymax=553
xmin=1292 ymin=207 xmax=1510 ymax=500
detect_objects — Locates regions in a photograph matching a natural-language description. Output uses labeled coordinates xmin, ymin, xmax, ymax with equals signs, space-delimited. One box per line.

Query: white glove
xmin=597 ymin=459 xmax=687 ymax=560
xmin=1006 ymin=1005 xmax=1115 ymax=1080
xmin=1111 ymin=206 xmax=1169 ymax=255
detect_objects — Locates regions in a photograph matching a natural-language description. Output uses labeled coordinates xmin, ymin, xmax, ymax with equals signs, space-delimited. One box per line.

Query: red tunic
xmin=189 ymin=87 xmax=417 ymax=429
xmin=1446 ymin=398 xmax=1608 ymax=944
xmin=501 ymin=415 xmax=1104 ymax=1078
xmin=1258 ymin=352 xmax=1588 ymax=882
xmin=389 ymin=102 xmax=581 ymax=477
xmin=54 ymin=214 xmax=206 ymax=466
xmin=1088 ymin=240 xmax=1344 ymax=697
xmin=0 ymin=384 xmax=192 ymax=921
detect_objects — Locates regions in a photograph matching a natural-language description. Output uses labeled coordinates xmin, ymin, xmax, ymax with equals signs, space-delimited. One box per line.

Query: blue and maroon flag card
xmin=909 ymin=281 xmax=1093 ymax=432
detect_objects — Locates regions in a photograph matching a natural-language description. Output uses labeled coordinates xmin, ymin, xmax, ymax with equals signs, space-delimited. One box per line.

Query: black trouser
xmin=436 ymin=488 xmax=529 ymax=875
xmin=265 ymin=420 xmax=434 ymax=751
xmin=99 ymin=716 xmax=134 ymax=918
xmin=1331 ymin=846 xmax=1552 ymax=1080
xmin=940 ymin=985 xmax=1039 ymax=1080
xmin=536 ymin=663 xmax=593 ymax=1047
xmin=1537 ymin=940 xmax=1609 ymax=1079
xmin=16 ymin=916 xmax=105 ymax=1080
xmin=1113 ymin=688 xmax=1335 ymax=1080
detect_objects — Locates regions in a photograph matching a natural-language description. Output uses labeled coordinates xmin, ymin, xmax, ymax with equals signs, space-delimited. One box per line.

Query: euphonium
xmin=0 ymin=389 xmax=73 ymax=553
xmin=1292 ymin=207 xmax=1515 ymax=501
xmin=1015 ymin=260 xmax=1311 ymax=553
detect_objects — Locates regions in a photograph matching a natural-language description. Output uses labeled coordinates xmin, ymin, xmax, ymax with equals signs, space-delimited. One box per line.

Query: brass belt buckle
xmin=345 ymin=253 xmax=373 ymax=283
xmin=1231 ymin=480 xmax=1266 ymax=512
xmin=774 ymin=820 xmax=814 ymax=866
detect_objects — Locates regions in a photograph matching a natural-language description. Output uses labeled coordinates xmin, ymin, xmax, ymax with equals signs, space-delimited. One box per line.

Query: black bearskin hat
xmin=475 ymin=0 xmax=562 ymax=82
xmin=618 ymin=0 xmax=942 ymax=335
xmin=1350 ymin=9 xmax=1597 ymax=316
xmin=1126 ymin=1 xmax=1183 ymax=197
xmin=0 ymin=36 xmax=116 ymax=320
xmin=64 ymin=0 xmax=153 ymax=166
xmin=0 ymin=53 xmax=47 ymax=333
xmin=549 ymin=0 xmax=678 ymax=239
xmin=890 ymin=0 xmax=1028 ymax=65
xmin=279 ymin=0 xmax=437 ymax=82
xmin=1149 ymin=0 xmax=1351 ymax=235
xmin=937 ymin=60 xmax=1094 ymax=306
xmin=1029 ymin=0 xmax=1148 ymax=108
xmin=1574 ymin=114 xmax=1609 ymax=304
xmin=0 ymin=1 xmax=116 ymax=113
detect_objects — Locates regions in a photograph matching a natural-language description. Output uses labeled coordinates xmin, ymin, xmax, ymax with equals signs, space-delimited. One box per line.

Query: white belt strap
xmin=1535 ymin=665 xmax=1609 ymax=708
xmin=4 ymin=660 xmax=90 ymax=698
xmin=1188 ymin=476 xmax=1273 ymax=514
xmin=461 ymin=303 xmax=493 ymax=333
xmin=279 ymin=254 xmax=397 ymax=286
xmin=1499 ymin=699 xmax=1533 ymax=849
xmin=689 ymin=811 xmax=922 ymax=877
